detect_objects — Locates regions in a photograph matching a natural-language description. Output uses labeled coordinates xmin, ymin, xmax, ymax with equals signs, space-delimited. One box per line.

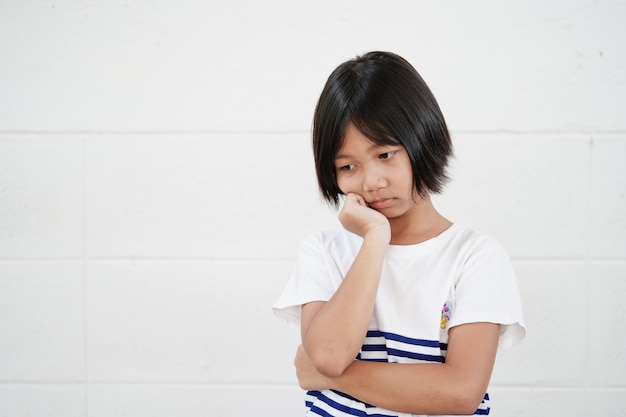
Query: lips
xmin=368 ymin=198 xmax=394 ymax=209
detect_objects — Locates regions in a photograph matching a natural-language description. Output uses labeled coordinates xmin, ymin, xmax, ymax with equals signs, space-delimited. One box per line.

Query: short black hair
xmin=312 ymin=51 xmax=453 ymax=206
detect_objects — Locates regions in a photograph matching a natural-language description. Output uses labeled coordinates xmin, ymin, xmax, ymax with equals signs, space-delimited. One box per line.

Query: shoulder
xmin=301 ymin=228 xmax=362 ymax=252
xmin=296 ymin=228 xmax=363 ymax=270
xmin=446 ymin=224 xmax=509 ymax=258
xmin=440 ymin=225 xmax=514 ymax=281
xmin=444 ymin=226 xmax=517 ymax=291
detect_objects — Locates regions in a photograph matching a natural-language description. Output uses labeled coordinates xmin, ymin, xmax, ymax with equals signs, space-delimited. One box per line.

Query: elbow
xmin=317 ymin=364 xmax=348 ymax=379
xmin=448 ymin=389 xmax=487 ymax=415
xmin=308 ymin=350 xmax=351 ymax=378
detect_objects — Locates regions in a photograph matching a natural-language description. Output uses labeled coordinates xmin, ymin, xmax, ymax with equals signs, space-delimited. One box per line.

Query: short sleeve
xmin=448 ymin=242 xmax=526 ymax=351
xmin=272 ymin=232 xmax=340 ymax=326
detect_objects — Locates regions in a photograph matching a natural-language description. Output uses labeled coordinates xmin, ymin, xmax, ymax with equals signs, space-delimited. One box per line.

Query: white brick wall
xmin=0 ymin=0 xmax=624 ymax=415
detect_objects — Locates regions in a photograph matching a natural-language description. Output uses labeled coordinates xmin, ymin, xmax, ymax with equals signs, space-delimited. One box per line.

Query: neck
xmin=388 ymin=196 xmax=452 ymax=245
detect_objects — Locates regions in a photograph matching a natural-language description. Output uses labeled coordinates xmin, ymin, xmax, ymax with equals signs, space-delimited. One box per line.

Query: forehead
xmin=335 ymin=123 xmax=386 ymax=159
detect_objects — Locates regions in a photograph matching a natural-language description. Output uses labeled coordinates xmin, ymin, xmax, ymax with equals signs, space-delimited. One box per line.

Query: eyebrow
xmin=334 ymin=143 xmax=395 ymax=160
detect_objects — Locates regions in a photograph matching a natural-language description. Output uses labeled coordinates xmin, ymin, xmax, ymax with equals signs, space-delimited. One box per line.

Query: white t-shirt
xmin=273 ymin=224 xmax=526 ymax=417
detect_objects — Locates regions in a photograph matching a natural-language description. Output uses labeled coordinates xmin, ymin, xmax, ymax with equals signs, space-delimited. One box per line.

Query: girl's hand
xmin=294 ymin=344 xmax=332 ymax=391
xmin=339 ymin=193 xmax=391 ymax=242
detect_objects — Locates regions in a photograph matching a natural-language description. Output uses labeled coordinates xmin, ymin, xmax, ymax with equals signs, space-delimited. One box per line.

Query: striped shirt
xmin=274 ymin=224 xmax=525 ymax=416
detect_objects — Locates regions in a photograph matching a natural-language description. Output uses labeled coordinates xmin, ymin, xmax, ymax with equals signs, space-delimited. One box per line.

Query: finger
xmin=347 ymin=193 xmax=365 ymax=206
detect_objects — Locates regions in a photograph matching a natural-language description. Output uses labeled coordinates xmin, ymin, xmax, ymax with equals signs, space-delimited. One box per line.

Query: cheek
xmin=336 ymin=175 xmax=355 ymax=194
xmin=403 ymin=172 xmax=416 ymax=190
xmin=399 ymin=162 xmax=416 ymax=189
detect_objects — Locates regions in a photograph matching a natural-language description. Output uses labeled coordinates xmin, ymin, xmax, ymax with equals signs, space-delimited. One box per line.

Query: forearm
xmin=297 ymin=323 xmax=500 ymax=415
xmin=302 ymin=236 xmax=387 ymax=377
xmin=329 ymin=361 xmax=482 ymax=415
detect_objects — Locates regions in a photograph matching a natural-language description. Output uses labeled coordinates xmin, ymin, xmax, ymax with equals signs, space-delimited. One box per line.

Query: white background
xmin=1 ymin=0 xmax=625 ymax=416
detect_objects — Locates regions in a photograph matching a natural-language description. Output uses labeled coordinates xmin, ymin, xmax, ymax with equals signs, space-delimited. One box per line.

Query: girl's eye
xmin=338 ymin=164 xmax=356 ymax=172
xmin=379 ymin=151 xmax=396 ymax=159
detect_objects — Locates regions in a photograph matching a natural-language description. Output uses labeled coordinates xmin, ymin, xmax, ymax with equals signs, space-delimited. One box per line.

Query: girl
xmin=273 ymin=51 xmax=525 ymax=416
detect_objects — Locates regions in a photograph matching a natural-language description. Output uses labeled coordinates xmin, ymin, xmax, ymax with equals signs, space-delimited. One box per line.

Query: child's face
xmin=334 ymin=123 xmax=422 ymax=219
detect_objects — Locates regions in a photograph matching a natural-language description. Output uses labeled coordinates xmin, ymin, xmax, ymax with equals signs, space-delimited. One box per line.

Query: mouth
xmin=368 ymin=198 xmax=394 ymax=210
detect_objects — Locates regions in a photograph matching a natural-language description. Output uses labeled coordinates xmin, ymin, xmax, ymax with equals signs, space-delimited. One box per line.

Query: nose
xmin=363 ymin=171 xmax=387 ymax=193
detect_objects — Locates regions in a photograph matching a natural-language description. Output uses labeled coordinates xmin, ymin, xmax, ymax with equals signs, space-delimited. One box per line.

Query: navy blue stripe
xmin=308 ymin=404 xmax=334 ymax=417
xmin=355 ymin=353 xmax=387 ymax=362
xmin=360 ymin=345 xmax=444 ymax=363
xmin=307 ymin=390 xmax=490 ymax=416
xmin=330 ymin=389 xmax=376 ymax=408
xmin=307 ymin=390 xmax=396 ymax=417
xmin=386 ymin=347 xmax=445 ymax=363
xmin=473 ymin=392 xmax=491 ymax=415
xmin=366 ymin=330 xmax=447 ymax=350
xmin=361 ymin=344 xmax=387 ymax=351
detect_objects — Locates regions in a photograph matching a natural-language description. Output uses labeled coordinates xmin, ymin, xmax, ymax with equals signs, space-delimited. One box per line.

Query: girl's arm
xmin=301 ymin=193 xmax=390 ymax=378
xmin=296 ymin=321 xmax=500 ymax=415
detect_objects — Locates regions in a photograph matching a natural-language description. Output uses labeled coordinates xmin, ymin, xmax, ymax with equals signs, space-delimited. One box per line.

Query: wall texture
xmin=1 ymin=1 xmax=625 ymax=416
